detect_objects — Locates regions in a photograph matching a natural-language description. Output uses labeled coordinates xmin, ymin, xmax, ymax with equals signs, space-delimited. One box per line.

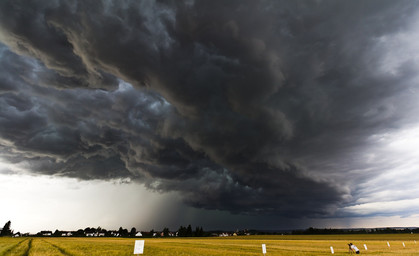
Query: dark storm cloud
xmin=1 ymin=0 xmax=419 ymax=218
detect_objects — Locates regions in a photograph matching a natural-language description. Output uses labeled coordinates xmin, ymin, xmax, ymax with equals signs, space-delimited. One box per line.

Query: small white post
xmin=262 ymin=244 xmax=266 ymax=255
xmin=133 ymin=240 xmax=145 ymax=255
xmin=415 ymin=240 xmax=417 ymax=244
xmin=403 ymin=242 xmax=405 ymax=248
xmin=387 ymin=241 xmax=390 ymax=248
xmin=330 ymin=246 xmax=334 ymax=254
xmin=363 ymin=244 xmax=368 ymax=250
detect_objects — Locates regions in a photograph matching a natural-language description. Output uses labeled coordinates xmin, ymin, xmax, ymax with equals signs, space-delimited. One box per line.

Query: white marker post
xmin=387 ymin=241 xmax=390 ymax=248
xmin=363 ymin=244 xmax=368 ymax=250
xmin=403 ymin=242 xmax=405 ymax=248
xmin=133 ymin=240 xmax=145 ymax=255
xmin=415 ymin=240 xmax=417 ymax=244
xmin=330 ymin=246 xmax=334 ymax=254
xmin=262 ymin=244 xmax=267 ymax=255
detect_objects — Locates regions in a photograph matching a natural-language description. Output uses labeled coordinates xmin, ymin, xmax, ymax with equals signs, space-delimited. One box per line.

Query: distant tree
xmin=53 ymin=229 xmax=61 ymax=237
xmin=147 ymin=229 xmax=156 ymax=238
xmin=74 ymin=229 xmax=84 ymax=237
xmin=162 ymin=227 xmax=170 ymax=237
xmin=186 ymin=225 xmax=193 ymax=237
xmin=177 ymin=225 xmax=197 ymax=237
xmin=130 ymin=227 xmax=137 ymax=236
xmin=84 ymin=227 xmax=96 ymax=234
xmin=0 ymin=221 xmax=13 ymax=236
xmin=118 ymin=227 xmax=128 ymax=237
xmin=195 ymin=226 xmax=204 ymax=237
xmin=177 ymin=226 xmax=186 ymax=237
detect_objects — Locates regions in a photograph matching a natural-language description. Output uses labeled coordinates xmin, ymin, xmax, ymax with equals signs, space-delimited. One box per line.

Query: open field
xmin=0 ymin=234 xmax=418 ymax=256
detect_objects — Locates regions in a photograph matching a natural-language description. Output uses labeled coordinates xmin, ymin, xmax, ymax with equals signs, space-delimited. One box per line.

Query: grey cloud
xmin=0 ymin=1 xmax=118 ymax=89
xmin=1 ymin=0 xmax=419 ymax=218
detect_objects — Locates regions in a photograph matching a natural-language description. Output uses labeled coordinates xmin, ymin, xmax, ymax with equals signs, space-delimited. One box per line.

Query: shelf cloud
xmin=1 ymin=0 xmax=419 ymax=222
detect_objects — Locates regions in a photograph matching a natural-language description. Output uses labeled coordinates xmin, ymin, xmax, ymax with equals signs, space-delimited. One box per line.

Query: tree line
xmin=0 ymin=221 xmax=207 ymax=237
xmin=291 ymin=227 xmax=419 ymax=235
xmin=2 ymin=220 xmax=418 ymax=237
xmin=176 ymin=225 xmax=204 ymax=237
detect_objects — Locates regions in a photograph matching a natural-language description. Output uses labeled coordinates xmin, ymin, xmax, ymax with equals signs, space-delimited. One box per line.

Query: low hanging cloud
xmin=1 ymin=0 xmax=419 ymax=218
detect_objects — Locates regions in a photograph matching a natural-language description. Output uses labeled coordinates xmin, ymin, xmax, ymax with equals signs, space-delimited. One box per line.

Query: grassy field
xmin=0 ymin=234 xmax=418 ymax=256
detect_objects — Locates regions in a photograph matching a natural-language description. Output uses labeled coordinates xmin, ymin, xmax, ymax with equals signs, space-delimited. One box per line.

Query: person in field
xmin=348 ymin=243 xmax=360 ymax=254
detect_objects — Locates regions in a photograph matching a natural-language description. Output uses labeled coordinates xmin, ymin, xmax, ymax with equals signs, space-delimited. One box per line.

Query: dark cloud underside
xmin=1 ymin=0 xmax=419 ymax=218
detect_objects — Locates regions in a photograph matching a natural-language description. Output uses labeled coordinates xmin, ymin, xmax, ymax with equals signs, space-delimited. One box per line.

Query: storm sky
xmin=1 ymin=0 xmax=419 ymax=233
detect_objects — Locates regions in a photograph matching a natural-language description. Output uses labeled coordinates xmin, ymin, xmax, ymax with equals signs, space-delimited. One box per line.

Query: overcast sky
xmin=1 ymin=0 xmax=419 ymax=233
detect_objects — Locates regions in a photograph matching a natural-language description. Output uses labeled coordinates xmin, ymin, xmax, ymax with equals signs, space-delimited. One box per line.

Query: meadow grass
xmin=0 ymin=237 xmax=31 ymax=256
xmin=0 ymin=234 xmax=418 ymax=256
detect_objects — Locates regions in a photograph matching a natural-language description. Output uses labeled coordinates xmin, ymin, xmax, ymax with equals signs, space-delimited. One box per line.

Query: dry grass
xmin=0 ymin=234 xmax=418 ymax=255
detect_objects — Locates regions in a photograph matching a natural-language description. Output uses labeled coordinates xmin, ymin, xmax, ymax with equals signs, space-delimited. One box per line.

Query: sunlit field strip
xmin=28 ymin=239 xmax=66 ymax=256
xmin=0 ymin=234 xmax=418 ymax=256
xmin=142 ymin=237 xmax=419 ymax=256
xmin=0 ymin=238 xmax=31 ymax=256
xmin=46 ymin=238 xmax=132 ymax=256
xmin=0 ymin=237 xmax=21 ymax=255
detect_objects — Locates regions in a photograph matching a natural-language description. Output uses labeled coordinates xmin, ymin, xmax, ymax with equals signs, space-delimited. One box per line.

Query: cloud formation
xmin=1 ymin=0 xmax=419 ymax=219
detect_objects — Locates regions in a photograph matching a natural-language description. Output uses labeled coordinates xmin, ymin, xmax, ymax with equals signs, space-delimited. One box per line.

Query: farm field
xmin=0 ymin=234 xmax=418 ymax=256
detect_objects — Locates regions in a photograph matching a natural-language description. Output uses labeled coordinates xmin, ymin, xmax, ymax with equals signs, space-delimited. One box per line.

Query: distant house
xmin=61 ymin=232 xmax=73 ymax=237
xmin=86 ymin=232 xmax=106 ymax=237
xmin=40 ymin=231 xmax=52 ymax=236
xmin=109 ymin=231 xmax=119 ymax=237
xmin=135 ymin=232 xmax=143 ymax=237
